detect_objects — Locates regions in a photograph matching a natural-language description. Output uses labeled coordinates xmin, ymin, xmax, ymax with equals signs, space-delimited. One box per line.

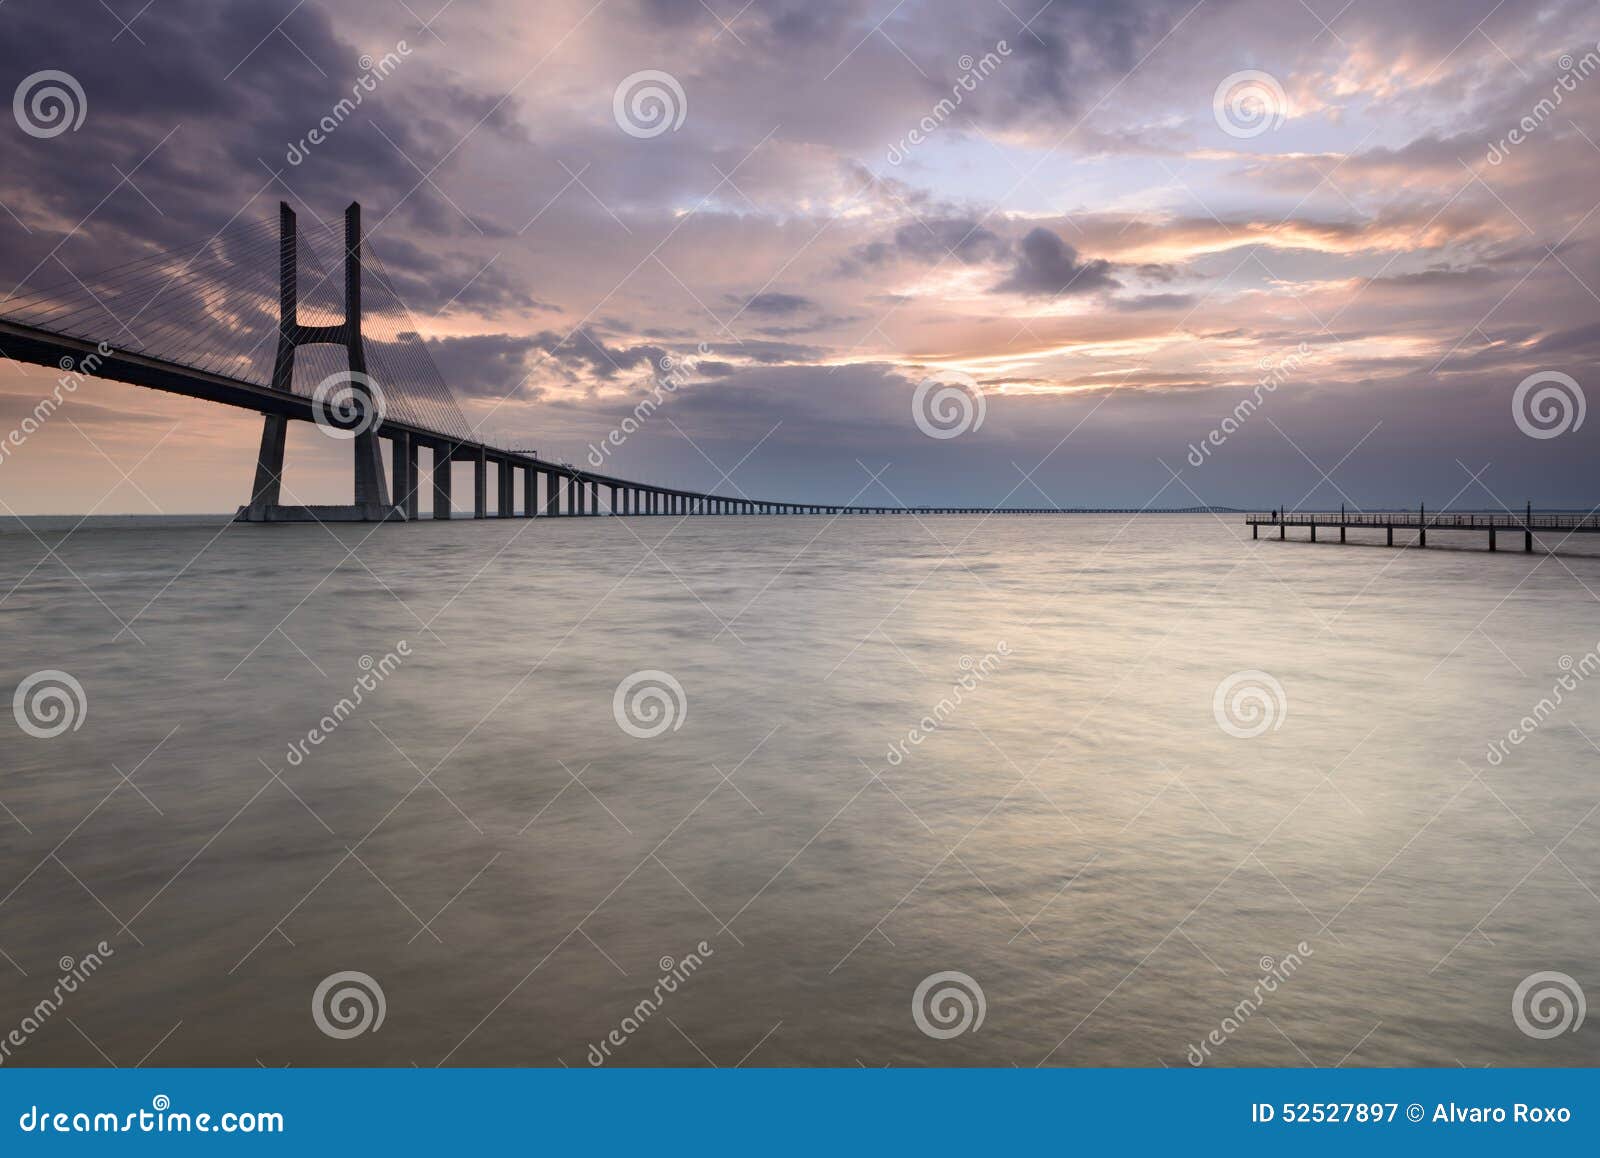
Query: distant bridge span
xmin=1 ymin=201 xmax=1232 ymax=522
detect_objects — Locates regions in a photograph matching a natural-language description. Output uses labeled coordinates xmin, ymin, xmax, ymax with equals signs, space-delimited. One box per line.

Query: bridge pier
xmin=398 ymin=435 xmax=422 ymax=521
xmin=523 ymin=465 xmax=536 ymax=517
xmin=473 ymin=450 xmax=487 ymax=519
xmin=245 ymin=414 xmax=288 ymax=515
xmin=498 ymin=460 xmax=515 ymax=518
xmin=432 ymin=445 xmax=452 ymax=518
xmin=1489 ymin=527 xmax=1496 ymax=552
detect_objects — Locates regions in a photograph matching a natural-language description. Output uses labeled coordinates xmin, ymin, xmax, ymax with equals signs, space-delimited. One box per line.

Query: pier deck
xmin=1246 ymin=511 xmax=1600 ymax=551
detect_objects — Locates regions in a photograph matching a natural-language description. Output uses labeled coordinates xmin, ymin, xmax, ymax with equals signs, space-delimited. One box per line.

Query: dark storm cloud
xmin=0 ymin=0 xmax=524 ymax=307
xmin=992 ymin=228 xmax=1118 ymax=297
xmin=425 ymin=327 xmax=668 ymax=399
xmin=994 ymin=0 xmax=1202 ymax=116
xmin=539 ymin=329 xmax=666 ymax=380
xmin=361 ymin=235 xmax=554 ymax=316
xmin=425 ymin=334 xmax=547 ymax=398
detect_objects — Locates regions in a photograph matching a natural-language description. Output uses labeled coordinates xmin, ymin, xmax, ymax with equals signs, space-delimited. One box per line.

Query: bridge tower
xmin=235 ymin=201 xmax=400 ymax=522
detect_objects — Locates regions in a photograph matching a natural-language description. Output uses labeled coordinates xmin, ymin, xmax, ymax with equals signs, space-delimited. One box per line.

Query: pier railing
xmin=1245 ymin=511 xmax=1600 ymax=531
xmin=1244 ymin=508 xmax=1599 ymax=553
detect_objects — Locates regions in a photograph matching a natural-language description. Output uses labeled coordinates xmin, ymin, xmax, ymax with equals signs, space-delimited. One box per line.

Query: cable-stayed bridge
xmin=0 ymin=200 xmax=1232 ymax=521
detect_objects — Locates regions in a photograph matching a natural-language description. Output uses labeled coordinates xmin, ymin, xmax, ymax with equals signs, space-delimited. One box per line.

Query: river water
xmin=1 ymin=514 xmax=1596 ymax=1067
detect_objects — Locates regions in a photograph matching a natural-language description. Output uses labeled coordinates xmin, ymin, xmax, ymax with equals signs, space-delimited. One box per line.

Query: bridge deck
xmin=2 ymin=316 xmax=1229 ymax=518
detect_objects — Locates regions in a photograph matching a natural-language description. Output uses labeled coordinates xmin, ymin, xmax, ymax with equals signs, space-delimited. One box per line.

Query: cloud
xmin=737 ymin=292 xmax=814 ymax=314
xmin=1113 ymin=293 xmax=1198 ymax=311
xmin=847 ymin=218 xmax=1010 ymax=271
xmin=992 ymin=228 xmax=1118 ymax=297
xmin=5 ymin=0 xmax=1600 ymax=510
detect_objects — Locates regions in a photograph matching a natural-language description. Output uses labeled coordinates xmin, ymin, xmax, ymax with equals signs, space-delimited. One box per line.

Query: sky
xmin=0 ymin=0 xmax=1597 ymax=513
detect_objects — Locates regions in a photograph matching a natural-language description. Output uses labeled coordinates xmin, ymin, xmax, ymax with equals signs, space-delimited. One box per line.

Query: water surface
xmin=1 ymin=514 xmax=1597 ymax=1067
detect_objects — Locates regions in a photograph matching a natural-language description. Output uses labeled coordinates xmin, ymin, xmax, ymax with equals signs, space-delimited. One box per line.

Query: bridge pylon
xmin=235 ymin=201 xmax=403 ymax=523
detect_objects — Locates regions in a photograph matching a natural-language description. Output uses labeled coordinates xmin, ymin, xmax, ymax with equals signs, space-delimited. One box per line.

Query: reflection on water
xmin=0 ymin=514 xmax=1596 ymax=1067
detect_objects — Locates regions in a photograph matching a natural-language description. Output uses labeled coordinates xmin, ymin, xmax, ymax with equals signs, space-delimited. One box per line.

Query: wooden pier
xmin=1246 ymin=508 xmax=1600 ymax=552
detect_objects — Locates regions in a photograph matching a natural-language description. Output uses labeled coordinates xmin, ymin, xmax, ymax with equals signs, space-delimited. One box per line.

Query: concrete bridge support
xmin=237 ymin=202 xmax=399 ymax=523
xmin=498 ymin=460 xmax=515 ymax=518
xmin=389 ymin=432 xmax=418 ymax=521
xmin=433 ymin=445 xmax=452 ymax=518
xmin=473 ymin=450 xmax=487 ymax=519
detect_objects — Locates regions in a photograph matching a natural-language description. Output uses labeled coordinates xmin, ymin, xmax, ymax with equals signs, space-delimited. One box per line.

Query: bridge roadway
xmin=4 ymin=314 xmax=1235 ymax=521
xmin=1247 ymin=510 xmax=1600 ymax=551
